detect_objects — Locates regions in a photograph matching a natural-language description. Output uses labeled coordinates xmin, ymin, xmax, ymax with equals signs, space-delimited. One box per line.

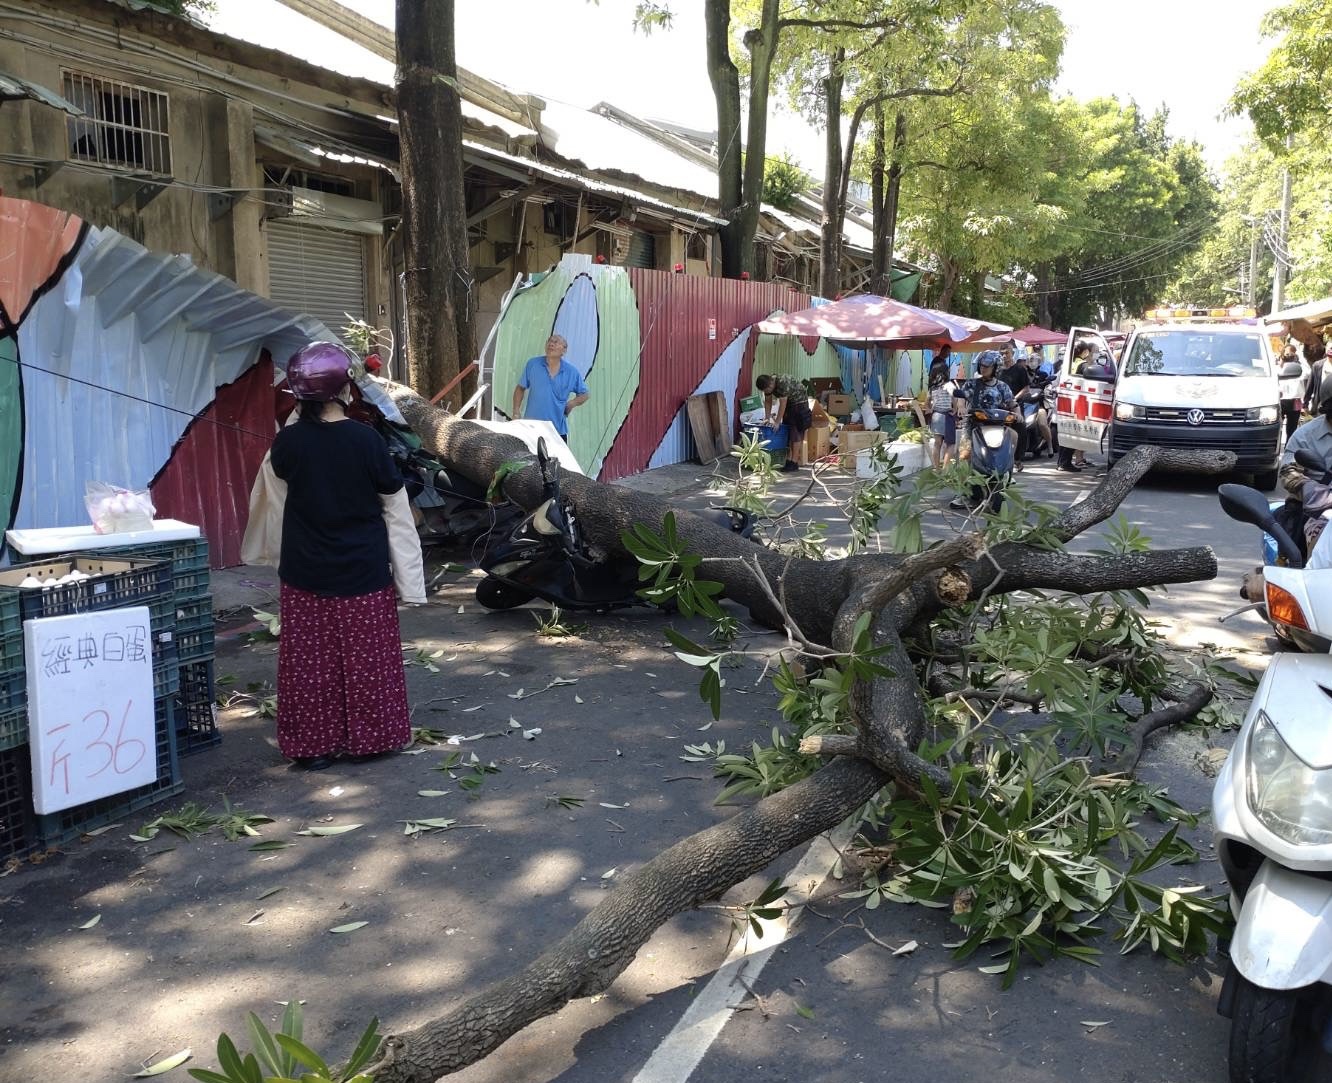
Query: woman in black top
xmin=270 ymin=342 xmax=413 ymax=769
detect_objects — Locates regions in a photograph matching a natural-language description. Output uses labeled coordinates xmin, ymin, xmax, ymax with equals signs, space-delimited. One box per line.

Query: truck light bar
xmin=1144 ymin=305 xmax=1257 ymax=320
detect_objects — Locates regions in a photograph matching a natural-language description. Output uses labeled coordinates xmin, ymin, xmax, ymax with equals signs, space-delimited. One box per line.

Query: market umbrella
xmin=754 ymin=294 xmax=1009 ymax=348
xmin=954 ymin=323 xmax=1066 ymax=350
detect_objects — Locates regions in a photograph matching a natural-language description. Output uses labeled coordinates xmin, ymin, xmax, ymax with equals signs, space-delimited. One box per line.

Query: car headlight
xmin=1114 ymin=402 xmax=1145 ymax=421
xmin=1247 ymin=405 xmax=1280 ymax=424
xmin=1245 ymin=710 xmax=1332 ymax=846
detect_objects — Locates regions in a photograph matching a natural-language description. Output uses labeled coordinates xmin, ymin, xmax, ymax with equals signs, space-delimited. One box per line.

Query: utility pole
xmin=1247 ymin=223 xmax=1259 ymax=306
xmin=1271 ymin=134 xmax=1293 ymax=312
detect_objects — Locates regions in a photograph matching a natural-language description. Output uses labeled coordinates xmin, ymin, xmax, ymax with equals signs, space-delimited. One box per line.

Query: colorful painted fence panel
xmin=493 ymin=256 xmax=849 ymax=482
xmin=0 ymin=196 xmax=326 ymax=566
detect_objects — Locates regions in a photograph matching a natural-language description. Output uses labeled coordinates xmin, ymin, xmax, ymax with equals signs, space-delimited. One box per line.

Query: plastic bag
xmin=85 ymin=481 xmax=155 ymax=535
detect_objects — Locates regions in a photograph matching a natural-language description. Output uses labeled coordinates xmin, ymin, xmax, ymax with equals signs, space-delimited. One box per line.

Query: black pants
xmin=1282 ymin=399 xmax=1302 ymax=440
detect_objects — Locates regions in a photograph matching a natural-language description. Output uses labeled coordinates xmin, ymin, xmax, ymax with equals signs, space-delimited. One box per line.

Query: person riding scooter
xmin=950 ymin=351 xmax=1016 ymax=511
xmin=1014 ymin=353 xmax=1053 ymax=461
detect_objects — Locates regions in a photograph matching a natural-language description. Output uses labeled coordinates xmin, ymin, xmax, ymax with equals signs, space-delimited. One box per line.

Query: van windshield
xmin=1124 ymin=330 xmax=1268 ymax=377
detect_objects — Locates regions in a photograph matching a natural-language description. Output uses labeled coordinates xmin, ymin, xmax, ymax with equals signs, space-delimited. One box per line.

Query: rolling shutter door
xmin=266 ymin=219 xmax=367 ymax=335
xmin=625 ymin=230 xmax=656 ymax=269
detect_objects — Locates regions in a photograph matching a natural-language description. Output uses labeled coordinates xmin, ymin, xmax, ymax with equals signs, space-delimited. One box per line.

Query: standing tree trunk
xmin=736 ymin=0 xmax=781 ymax=278
xmin=880 ymin=111 xmax=906 ymax=299
xmin=819 ymin=49 xmax=845 ymax=299
xmin=936 ymin=256 xmax=960 ymax=311
xmin=704 ymin=0 xmax=745 ymax=278
xmin=869 ymin=102 xmax=888 ymax=295
xmin=395 ymin=0 xmax=476 ymax=403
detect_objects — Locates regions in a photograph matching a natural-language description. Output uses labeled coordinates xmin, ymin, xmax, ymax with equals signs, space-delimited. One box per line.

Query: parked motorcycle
xmin=1015 ymin=380 xmax=1051 ymax=459
xmin=1224 ymin=449 xmax=1332 ymax=652
xmin=476 ymin=437 xmax=755 ymax=612
xmin=1212 ymin=484 xmax=1332 ymax=1082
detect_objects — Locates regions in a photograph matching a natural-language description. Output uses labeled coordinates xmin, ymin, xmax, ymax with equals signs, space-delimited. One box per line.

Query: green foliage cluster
xmin=761 ymin=153 xmax=813 ymax=210
xmin=624 ymin=451 xmax=1247 ymax=982
xmin=1172 ymin=1 xmax=1332 ymax=307
xmin=190 ymin=1001 xmax=379 ymax=1083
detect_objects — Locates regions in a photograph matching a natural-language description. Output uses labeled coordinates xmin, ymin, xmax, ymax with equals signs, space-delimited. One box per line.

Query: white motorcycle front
xmin=1214 ymin=485 xmax=1332 ymax=1082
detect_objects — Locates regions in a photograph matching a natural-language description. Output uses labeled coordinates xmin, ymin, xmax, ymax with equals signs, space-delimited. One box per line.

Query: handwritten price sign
xmin=26 ymin=606 xmax=158 ymax=814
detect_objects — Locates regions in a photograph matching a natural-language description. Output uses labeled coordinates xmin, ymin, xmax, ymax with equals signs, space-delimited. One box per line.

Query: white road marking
xmin=631 ymin=816 xmax=858 ymax=1083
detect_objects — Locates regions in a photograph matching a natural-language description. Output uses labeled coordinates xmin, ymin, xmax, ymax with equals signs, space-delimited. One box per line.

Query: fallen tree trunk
xmin=364 ymin=387 xmax=1234 ymax=1081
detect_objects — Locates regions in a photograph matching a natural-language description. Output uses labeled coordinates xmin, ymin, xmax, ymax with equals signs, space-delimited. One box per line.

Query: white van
xmin=1054 ymin=310 xmax=1286 ymax=489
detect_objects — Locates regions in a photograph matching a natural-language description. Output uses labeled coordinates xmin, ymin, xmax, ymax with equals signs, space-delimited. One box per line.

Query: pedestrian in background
xmin=512 ymin=334 xmax=590 ymax=441
xmin=927 ymin=356 xmax=958 ymax=468
xmin=756 ymin=373 xmax=813 ymax=472
xmin=1278 ymin=342 xmax=1310 ymax=440
xmin=252 ymin=342 xmax=425 ymax=770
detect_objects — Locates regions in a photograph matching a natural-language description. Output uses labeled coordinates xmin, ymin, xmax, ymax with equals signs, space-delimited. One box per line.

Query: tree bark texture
xmin=869 ymin=102 xmax=888 ymax=295
xmin=819 ymin=49 xmax=845 ymax=299
xmin=881 ymin=112 xmax=906 ymax=298
xmin=704 ymin=0 xmax=746 ymax=278
xmin=367 ymin=389 xmax=1233 ymax=1080
xmin=395 ymin=0 xmax=476 ymax=403
xmin=737 ymin=0 xmax=781 ymax=278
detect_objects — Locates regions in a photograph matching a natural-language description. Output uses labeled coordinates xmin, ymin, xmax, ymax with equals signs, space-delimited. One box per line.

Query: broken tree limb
xmin=363 ymin=386 xmax=1235 ymax=1079
xmin=365 ymin=757 xmax=887 ymax=1082
xmin=1046 ymin=445 xmax=1236 ymax=544
xmin=1099 ymin=682 xmax=1215 ymax=777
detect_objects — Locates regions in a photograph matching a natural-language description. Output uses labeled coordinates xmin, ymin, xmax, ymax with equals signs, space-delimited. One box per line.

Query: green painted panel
xmin=749 ymin=333 xmax=841 ymax=397
xmin=0 ymin=336 xmax=20 ymax=529
xmin=493 ymin=265 xmax=640 ymax=476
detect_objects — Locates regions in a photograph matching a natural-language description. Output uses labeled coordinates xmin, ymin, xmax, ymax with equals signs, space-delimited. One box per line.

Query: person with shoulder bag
xmin=243 ymin=342 xmax=426 ymax=770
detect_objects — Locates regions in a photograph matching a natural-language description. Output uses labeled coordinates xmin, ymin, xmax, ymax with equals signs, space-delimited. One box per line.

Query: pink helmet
xmin=286 ymin=342 xmax=357 ymax=401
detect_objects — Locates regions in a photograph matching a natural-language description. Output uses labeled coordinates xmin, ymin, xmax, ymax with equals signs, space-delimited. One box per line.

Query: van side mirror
xmin=1280 ymin=360 xmax=1304 ymax=379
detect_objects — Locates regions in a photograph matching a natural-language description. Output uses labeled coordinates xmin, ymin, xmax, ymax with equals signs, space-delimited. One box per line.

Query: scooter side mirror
xmin=1218 ymin=483 xmax=1304 ymax=566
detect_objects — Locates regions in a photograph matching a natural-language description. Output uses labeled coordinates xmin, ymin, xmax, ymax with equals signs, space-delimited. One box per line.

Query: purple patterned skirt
xmin=276 ymin=583 xmax=411 ymax=759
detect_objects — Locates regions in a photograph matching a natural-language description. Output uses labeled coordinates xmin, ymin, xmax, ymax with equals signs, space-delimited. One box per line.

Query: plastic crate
xmin=0 ymin=670 xmax=24 ymax=715
xmin=0 ymin=744 xmax=37 ymax=863
xmin=174 ymin=658 xmax=219 ymax=755
xmin=102 ymin=538 xmax=210 ymax=601
xmin=33 ymin=697 xmax=181 ymax=847
xmin=174 ymin=596 xmax=215 ymax=665
xmin=154 ymin=643 xmax=180 ymax=699
xmin=0 ymin=556 xmax=176 ymax=678
xmin=0 ymin=705 xmax=27 ymax=752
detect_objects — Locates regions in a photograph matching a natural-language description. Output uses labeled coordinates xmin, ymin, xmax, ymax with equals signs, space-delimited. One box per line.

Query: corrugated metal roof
xmin=464 ymin=141 xmax=726 ymax=227
xmin=0 ymin=70 xmax=85 ymax=115
xmin=12 ymin=219 xmax=329 ymax=541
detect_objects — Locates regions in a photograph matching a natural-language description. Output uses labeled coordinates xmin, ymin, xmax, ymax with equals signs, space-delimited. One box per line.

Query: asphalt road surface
xmin=0 ymin=454 xmax=1301 ymax=1083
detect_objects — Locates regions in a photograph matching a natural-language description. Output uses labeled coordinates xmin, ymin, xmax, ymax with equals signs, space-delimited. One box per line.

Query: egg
xmin=18 ymin=576 xmax=41 ymax=589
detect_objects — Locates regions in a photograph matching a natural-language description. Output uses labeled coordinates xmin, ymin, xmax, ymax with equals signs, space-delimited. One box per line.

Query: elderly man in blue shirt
xmin=512 ymin=334 xmax=590 ymax=440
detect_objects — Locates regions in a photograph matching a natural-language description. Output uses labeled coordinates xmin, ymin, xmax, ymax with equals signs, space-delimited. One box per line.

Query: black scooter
xmin=476 ymin=438 xmax=754 ymax=612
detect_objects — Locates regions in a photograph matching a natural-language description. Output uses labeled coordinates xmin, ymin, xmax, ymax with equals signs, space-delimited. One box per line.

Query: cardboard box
xmin=805 ymin=426 xmax=831 ymax=462
xmin=826 ymin=393 xmax=855 ymax=416
xmin=837 ymin=429 xmax=885 ymax=471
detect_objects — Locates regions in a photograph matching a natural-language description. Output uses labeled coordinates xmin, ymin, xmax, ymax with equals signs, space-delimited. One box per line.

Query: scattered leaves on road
xmin=296 ymin=824 xmax=362 ymax=837
xmin=329 ymin=921 xmax=368 ymax=934
xmin=130 ymin=1048 xmax=191 ymax=1077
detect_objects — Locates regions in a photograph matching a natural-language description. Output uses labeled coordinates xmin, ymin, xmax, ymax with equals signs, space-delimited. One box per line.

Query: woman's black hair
xmin=928 ymin=359 xmax=949 ymax=388
xmin=298 ymin=399 xmax=328 ymax=423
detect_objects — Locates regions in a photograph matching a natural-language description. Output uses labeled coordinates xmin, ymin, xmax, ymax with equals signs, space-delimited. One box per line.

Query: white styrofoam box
xmin=855 ymin=441 xmax=927 ymax=479
xmin=6 ymin=520 xmax=201 ymax=556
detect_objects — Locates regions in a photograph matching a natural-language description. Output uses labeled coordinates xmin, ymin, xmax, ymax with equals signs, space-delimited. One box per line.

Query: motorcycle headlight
xmin=1114 ymin=402 xmax=1145 ymax=421
xmin=1245 ymin=710 xmax=1332 ymax=846
xmin=1247 ymin=405 xmax=1280 ymax=424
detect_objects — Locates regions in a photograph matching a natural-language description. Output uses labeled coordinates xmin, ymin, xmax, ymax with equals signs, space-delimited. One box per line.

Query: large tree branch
xmin=1047 ymin=445 xmax=1235 ymax=544
xmin=366 ymin=757 xmax=886 ymax=1081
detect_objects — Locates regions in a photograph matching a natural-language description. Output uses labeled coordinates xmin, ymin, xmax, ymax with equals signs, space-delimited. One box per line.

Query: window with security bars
xmin=63 ymin=71 xmax=172 ymax=175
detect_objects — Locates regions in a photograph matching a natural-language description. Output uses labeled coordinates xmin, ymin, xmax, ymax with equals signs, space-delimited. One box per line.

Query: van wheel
xmin=1252 ymin=468 xmax=1279 ymax=492
xmin=475 ymin=578 xmax=535 ymax=610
